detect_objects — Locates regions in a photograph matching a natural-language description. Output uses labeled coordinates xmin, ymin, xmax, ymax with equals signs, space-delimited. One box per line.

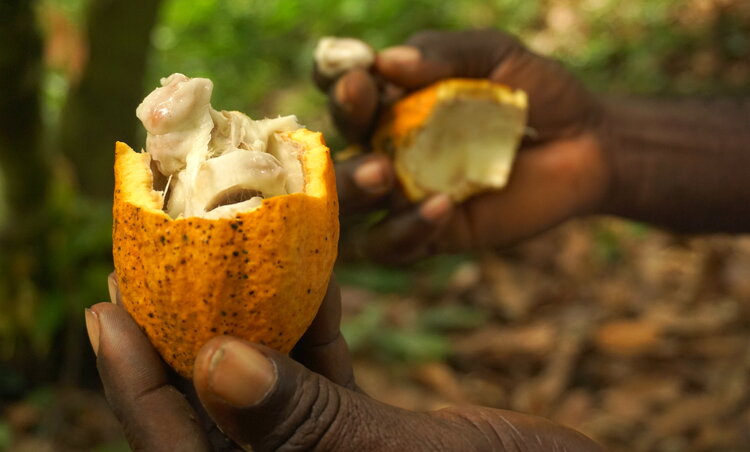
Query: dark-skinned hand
xmin=321 ymin=29 xmax=610 ymax=264
xmin=87 ymin=274 xmax=603 ymax=451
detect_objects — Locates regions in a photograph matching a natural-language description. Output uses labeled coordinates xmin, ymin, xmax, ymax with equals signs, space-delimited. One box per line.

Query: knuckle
xmin=404 ymin=28 xmax=526 ymax=79
xmin=405 ymin=29 xmax=446 ymax=48
xmin=480 ymin=28 xmax=520 ymax=46
xmin=261 ymin=374 xmax=346 ymax=452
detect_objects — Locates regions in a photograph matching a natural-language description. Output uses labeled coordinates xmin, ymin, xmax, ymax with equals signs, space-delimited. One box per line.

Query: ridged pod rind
xmin=112 ymin=129 xmax=339 ymax=378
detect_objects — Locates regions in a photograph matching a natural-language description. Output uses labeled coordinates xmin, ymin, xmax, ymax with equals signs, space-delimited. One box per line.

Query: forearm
xmin=598 ymin=96 xmax=750 ymax=233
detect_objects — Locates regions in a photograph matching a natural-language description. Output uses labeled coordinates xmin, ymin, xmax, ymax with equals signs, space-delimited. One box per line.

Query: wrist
xmin=541 ymin=94 xmax=612 ymax=221
xmin=543 ymin=113 xmax=610 ymax=222
xmin=570 ymin=128 xmax=611 ymax=218
xmin=590 ymin=97 xmax=622 ymax=217
xmin=591 ymin=95 xmax=750 ymax=232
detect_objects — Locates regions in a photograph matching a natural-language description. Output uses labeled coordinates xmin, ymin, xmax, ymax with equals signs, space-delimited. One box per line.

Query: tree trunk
xmin=59 ymin=0 xmax=163 ymax=199
xmin=0 ymin=0 xmax=46 ymax=224
xmin=0 ymin=0 xmax=52 ymax=392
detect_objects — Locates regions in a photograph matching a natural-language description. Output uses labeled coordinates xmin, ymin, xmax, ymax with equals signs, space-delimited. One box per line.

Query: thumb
xmin=363 ymin=193 xmax=455 ymax=265
xmin=376 ymin=29 xmax=522 ymax=89
xmin=192 ymin=337 xmax=466 ymax=451
xmin=193 ymin=337 xmax=605 ymax=452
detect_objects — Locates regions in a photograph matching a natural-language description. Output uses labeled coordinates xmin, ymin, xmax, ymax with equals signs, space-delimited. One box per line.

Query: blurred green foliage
xmin=2 ymin=0 xmax=748 ymax=382
xmin=92 ymin=441 xmax=131 ymax=452
xmin=0 ymin=421 xmax=10 ymax=450
xmin=0 ymin=170 xmax=6 ymax=232
xmin=342 ymin=301 xmax=489 ymax=362
xmin=150 ymin=0 xmax=474 ymax=111
xmin=338 ymin=254 xmax=487 ymax=362
xmin=342 ymin=303 xmax=448 ymax=363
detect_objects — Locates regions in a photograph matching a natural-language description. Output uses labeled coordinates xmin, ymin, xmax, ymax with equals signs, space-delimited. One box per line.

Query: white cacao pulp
xmin=314 ymin=37 xmax=375 ymax=78
xmin=136 ymin=74 xmax=304 ymax=220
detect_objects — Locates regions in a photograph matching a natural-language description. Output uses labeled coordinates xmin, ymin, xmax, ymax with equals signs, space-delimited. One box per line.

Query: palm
xmin=329 ymin=30 xmax=608 ymax=261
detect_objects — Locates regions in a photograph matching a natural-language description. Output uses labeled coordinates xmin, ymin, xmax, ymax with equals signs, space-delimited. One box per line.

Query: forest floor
xmin=4 ymin=217 xmax=750 ymax=451
xmin=347 ymin=218 xmax=750 ymax=452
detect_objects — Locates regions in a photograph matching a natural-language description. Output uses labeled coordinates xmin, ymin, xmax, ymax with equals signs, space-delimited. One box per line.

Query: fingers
xmin=335 ymin=152 xmax=395 ymax=215
xmin=328 ymin=68 xmax=380 ymax=143
xmin=322 ymin=30 xmax=524 ymax=142
xmin=87 ymin=302 xmax=210 ymax=452
xmin=362 ymin=193 xmax=454 ymax=265
xmin=388 ymin=29 xmax=596 ymax=142
xmin=441 ymin=133 xmax=607 ymax=249
xmin=376 ymin=29 xmax=522 ymax=90
xmin=291 ymin=277 xmax=357 ymax=389
xmin=193 ymin=337 xmax=474 ymax=451
xmin=107 ymin=272 xmax=121 ymax=305
xmin=345 ymin=134 xmax=603 ymax=258
xmin=193 ymin=336 xmax=604 ymax=451
xmin=194 ymin=337 xmax=336 ymax=451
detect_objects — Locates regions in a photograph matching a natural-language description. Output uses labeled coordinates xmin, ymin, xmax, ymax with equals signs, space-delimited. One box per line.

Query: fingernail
xmin=379 ymin=46 xmax=421 ymax=71
xmin=85 ymin=309 xmax=100 ymax=356
xmin=208 ymin=341 xmax=276 ymax=407
xmin=107 ymin=273 xmax=119 ymax=305
xmin=353 ymin=158 xmax=391 ymax=194
xmin=419 ymin=194 xmax=454 ymax=224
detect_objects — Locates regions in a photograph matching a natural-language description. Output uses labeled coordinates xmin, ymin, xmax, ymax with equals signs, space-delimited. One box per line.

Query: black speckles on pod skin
xmin=113 ymin=192 xmax=339 ymax=379
xmin=112 ymin=132 xmax=339 ymax=378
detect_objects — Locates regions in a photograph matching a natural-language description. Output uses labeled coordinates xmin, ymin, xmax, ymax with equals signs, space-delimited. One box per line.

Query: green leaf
xmin=26 ymin=386 xmax=55 ymax=408
xmin=419 ymin=305 xmax=488 ymax=332
xmin=335 ymin=262 xmax=412 ymax=294
xmin=341 ymin=303 xmax=385 ymax=352
xmin=373 ymin=329 xmax=450 ymax=363
xmin=0 ymin=422 xmax=10 ymax=451
xmin=417 ymin=254 xmax=472 ymax=294
xmin=92 ymin=440 xmax=132 ymax=452
xmin=31 ymin=293 xmax=65 ymax=353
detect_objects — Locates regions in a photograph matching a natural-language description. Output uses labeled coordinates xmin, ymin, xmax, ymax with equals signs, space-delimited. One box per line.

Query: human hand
xmin=88 ymin=275 xmax=603 ymax=451
xmin=319 ymin=29 xmax=609 ymax=263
